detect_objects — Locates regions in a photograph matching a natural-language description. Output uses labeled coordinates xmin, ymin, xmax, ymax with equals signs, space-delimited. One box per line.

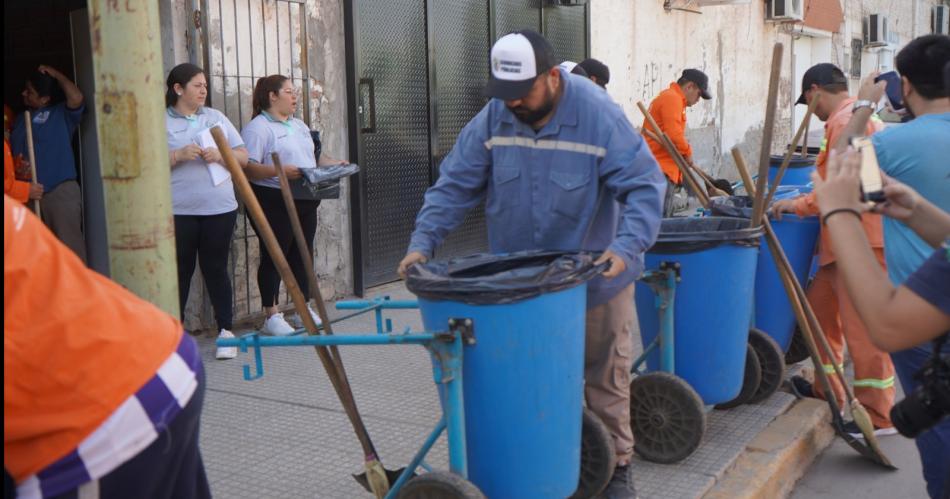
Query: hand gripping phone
xmin=850 ymin=136 xmax=886 ymax=203
xmin=874 ymin=71 xmax=906 ymax=116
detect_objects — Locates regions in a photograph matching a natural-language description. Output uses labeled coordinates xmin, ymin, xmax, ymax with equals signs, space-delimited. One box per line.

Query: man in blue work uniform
xmin=398 ymin=30 xmax=665 ymax=498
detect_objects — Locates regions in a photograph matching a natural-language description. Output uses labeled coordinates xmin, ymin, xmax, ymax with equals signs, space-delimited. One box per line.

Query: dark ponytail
xmin=252 ymin=75 xmax=289 ymax=117
xmin=165 ymin=63 xmax=205 ymax=108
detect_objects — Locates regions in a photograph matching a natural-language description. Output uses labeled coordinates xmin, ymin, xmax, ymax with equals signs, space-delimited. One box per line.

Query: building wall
xmin=590 ymin=0 xmax=946 ymax=180
xmin=160 ymin=0 xmax=351 ymax=331
xmin=591 ymin=0 xmax=795 ymax=181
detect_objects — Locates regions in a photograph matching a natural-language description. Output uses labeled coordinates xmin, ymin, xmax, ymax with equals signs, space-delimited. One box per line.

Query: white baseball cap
xmin=485 ymin=30 xmax=557 ymax=101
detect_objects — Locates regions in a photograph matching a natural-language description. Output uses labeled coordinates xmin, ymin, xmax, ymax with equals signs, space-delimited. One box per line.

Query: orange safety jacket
xmin=642 ymin=82 xmax=692 ymax=184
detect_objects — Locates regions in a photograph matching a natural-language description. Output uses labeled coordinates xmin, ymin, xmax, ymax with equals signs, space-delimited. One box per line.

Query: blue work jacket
xmin=408 ymin=70 xmax=666 ymax=307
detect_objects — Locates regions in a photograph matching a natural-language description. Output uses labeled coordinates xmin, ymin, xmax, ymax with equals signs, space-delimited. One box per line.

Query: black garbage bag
xmin=405 ymin=250 xmax=604 ymax=305
xmin=709 ymin=195 xmax=754 ymax=219
xmin=649 ymin=216 xmax=763 ymax=254
xmin=294 ymin=163 xmax=361 ymax=199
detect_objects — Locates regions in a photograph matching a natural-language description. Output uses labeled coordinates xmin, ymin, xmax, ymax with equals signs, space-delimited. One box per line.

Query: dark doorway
xmin=3 ymin=0 xmax=109 ymax=276
xmin=346 ymin=0 xmax=589 ymax=294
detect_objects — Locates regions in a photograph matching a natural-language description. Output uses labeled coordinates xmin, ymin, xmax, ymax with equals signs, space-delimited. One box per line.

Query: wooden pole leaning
xmin=643 ymin=128 xmax=728 ymax=198
xmin=210 ymin=127 xmax=393 ymax=498
xmin=23 ymin=110 xmax=41 ymax=216
xmin=750 ymin=43 xmax=784 ymax=228
xmin=733 ymin=148 xmax=892 ymax=467
xmin=763 ymin=93 xmax=820 ymax=209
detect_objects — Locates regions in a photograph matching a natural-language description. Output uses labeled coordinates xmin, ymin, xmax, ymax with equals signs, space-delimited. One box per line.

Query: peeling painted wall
xmin=160 ymin=0 xmax=351 ymax=331
xmin=590 ymin=0 xmax=943 ymax=181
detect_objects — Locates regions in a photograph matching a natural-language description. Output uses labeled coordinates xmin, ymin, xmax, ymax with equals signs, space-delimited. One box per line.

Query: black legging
xmin=174 ymin=211 xmax=237 ymax=330
xmin=250 ymin=183 xmax=319 ymax=308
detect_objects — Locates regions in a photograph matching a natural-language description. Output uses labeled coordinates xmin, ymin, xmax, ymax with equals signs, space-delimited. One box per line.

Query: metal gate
xmin=198 ymin=0 xmax=311 ymax=322
xmin=347 ymin=0 xmax=589 ymax=293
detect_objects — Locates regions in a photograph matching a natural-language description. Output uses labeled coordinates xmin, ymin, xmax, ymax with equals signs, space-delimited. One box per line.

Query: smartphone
xmin=850 ymin=136 xmax=886 ymax=203
xmin=874 ymin=71 xmax=906 ymax=115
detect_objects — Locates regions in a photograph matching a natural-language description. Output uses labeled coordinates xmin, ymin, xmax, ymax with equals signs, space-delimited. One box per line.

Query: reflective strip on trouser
xmin=484 ymin=136 xmax=607 ymax=158
xmin=806 ymin=257 xmax=896 ymax=428
xmin=853 ymin=376 xmax=895 ymax=390
xmin=822 ymin=363 xmax=844 ymax=375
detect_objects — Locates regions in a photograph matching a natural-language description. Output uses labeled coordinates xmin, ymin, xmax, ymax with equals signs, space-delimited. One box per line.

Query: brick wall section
xmin=804 ymin=0 xmax=845 ymax=32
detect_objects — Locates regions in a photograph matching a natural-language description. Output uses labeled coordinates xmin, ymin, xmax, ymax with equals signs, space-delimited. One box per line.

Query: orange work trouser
xmin=805 ymin=248 xmax=896 ymax=428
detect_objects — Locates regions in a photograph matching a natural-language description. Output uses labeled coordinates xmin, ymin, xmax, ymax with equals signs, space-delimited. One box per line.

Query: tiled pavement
xmin=197 ymin=282 xmax=799 ymax=498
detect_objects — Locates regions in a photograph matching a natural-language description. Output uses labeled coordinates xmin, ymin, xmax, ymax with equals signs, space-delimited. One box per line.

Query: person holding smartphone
xmin=771 ymin=63 xmax=897 ymax=438
xmin=829 ymin=34 xmax=950 ymax=499
xmin=813 ymin=148 xmax=950 ymax=499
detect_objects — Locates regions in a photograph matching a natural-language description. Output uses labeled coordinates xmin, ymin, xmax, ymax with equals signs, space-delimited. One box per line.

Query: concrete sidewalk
xmin=196 ymin=282 xmax=830 ymax=498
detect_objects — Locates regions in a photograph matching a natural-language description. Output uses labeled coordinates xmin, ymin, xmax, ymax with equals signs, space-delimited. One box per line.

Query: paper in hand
xmin=195 ymin=125 xmax=231 ymax=186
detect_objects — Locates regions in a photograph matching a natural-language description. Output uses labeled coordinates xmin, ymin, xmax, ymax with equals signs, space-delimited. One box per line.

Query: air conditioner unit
xmin=865 ymin=14 xmax=889 ymax=47
xmin=766 ymin=0 xmax=803 ymax=22
xmin=933 ymin=6 xmax=950 ymax=35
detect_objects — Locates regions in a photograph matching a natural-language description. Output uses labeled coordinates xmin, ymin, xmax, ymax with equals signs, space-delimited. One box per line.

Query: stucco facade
xmin=591 ymin=0 xmax=947 ymax=179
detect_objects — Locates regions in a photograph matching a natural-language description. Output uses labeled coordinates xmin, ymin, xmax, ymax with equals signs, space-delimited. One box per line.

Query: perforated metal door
xmin=353 ymin=0 xmax=432 ymax=287
xmin=494 ymin=0 xmax=541 ymax=38
xmin=430 ymin=0 xmax=490 ymax=260
xmin=543 ymin=4 xmax=588 ymax=63
xmin=348 ymin=0 xmax=588 ymax=292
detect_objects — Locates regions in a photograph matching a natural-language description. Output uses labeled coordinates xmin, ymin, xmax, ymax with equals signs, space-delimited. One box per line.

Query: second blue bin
xmin=635 ymin=217 xmax=763 ymax=405
xmin=768 ymin=154 xmax=816 ymax=187
xmin=707 ymin=195 xmax=820 ymax=351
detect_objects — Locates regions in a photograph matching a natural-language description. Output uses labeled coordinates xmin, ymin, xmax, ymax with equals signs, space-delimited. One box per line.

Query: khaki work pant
xmin=584 ymin=284 xmax=636 ymax=463
xmin=806 ymin=249 xmax=896 ymax=428
xmin=40 ymin=180 xmax=86 ymax=264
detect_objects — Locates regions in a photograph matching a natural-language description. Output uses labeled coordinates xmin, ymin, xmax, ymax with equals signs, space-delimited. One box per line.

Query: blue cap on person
xmin=485 ymin=30 xmax=557 ymax=101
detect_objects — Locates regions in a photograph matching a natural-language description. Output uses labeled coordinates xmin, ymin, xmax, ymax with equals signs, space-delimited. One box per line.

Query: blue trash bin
xmin=635 ymin=217 xmax=763 ymax=405
xmin=707 ymin=195 xmax=819 ymax=350
xmin=406 ymin=251 xmax=601 ymax=498
xmin=768 ymin=154 xmax=815 ymax=187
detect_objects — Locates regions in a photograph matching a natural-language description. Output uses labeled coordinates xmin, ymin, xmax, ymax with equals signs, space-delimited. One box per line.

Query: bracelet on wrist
xmin=822 ymin=208 xmax=862 ymax=225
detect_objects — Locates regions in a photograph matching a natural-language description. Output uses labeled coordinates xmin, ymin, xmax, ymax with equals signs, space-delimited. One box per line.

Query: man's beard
xmin=508 ymin=87 xmax=556 ymax=126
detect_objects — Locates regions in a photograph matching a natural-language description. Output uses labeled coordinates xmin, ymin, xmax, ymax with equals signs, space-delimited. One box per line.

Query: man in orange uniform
xmin=642 ymin=69 xmax=711 ymax=215
xmin=772 ymin=63 xmax=896 ymax=437
xmin=4 ymin=195 xmax=211 ymax=498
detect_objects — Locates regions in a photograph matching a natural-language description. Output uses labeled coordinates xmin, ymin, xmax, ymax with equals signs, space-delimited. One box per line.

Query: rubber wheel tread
xmin=714 ymin=344 xmax=762 ymax=410
xmin=569 ymin=408 xmax=616 ymax=499
xmin=630 ymin=372 xmax=706 ymax=464
xmin=785 ymin=326 xmax=810 ymax=365
xmin=396 ymin=471 xmax=485 ymax=499
xmin=747 ymin=328 xmax=786 ymax=404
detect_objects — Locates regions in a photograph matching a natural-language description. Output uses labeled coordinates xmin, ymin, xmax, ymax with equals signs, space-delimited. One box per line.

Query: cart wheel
xmin=714 ymin=344 xmax=762 ymax=410
xmin=785 ymin=326 xmax=810 ymax=365
xmin=396 ymin=471 xmax=485 ymax=499
xmin=569 ymin=408 xmax=616 ymax=499
xmin=630 ymin=372 xmax=706 ymax=464
xmin=747 ymin=328 xmax=786 ymax=404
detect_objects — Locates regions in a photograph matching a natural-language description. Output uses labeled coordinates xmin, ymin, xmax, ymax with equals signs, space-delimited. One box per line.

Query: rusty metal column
xmin=88 ymin=1 xmax=179 ymax=317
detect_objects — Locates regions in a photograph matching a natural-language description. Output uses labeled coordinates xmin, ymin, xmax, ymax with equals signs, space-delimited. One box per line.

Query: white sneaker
xmin=262 ymin=313 xmax=296 ymax=336
xmin=307 ymin=304 xmax=324 ymax=328
xmin=215 ymin=329 xmax=238 ymax=360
